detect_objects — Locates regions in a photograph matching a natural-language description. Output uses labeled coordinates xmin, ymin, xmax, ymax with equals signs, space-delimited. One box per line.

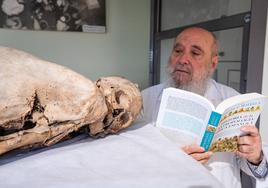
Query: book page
xmin=210 ymin=95 xmax=266 ymax=152
xmin=156 ymin=88 xmax=214 ymax=147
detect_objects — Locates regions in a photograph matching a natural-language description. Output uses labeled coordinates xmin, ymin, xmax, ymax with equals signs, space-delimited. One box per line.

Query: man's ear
xmin=211 ymin=55 xmax=219 ymax=71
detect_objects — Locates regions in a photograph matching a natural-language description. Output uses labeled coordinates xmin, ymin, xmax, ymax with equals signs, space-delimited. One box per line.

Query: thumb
xmin=182 ymin=144 xmax=205 ymax=154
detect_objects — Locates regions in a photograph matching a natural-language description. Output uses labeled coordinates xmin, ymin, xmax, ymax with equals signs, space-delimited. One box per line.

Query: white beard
xmin=169 ymin=76 xmax=210 ymax=96
xmin=167 ymin=64 xmax=211 ymax=96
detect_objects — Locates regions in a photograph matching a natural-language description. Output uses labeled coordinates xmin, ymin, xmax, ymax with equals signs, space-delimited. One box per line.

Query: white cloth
xmin=0 ymin=123 xmax=223 ymax=188
xmin=140 ymin=79 xmax=259 ymax=188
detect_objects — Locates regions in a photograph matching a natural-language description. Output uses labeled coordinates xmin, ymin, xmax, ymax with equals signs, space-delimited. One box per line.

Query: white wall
xmin=256 ymin=9 xmax=268 ymax=188
xmin=0 ymin=0 xmax=150 ymax=90
xmin=260 ymin=9 xmax=268 ymax=144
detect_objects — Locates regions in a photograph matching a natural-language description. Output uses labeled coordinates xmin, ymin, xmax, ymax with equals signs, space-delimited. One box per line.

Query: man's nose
xmin=177 ymin=52 xmax=190 ymax=65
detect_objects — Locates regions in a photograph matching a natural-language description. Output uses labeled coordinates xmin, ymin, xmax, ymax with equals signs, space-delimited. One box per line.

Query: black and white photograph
xmin=0 ymin=0 xmax=106 ymax=33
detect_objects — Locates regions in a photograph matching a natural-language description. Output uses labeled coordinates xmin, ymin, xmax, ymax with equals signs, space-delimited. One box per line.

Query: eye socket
xmin=115 ymin=90 xmax=128 ymax=105
xmin=191 ymin=50 xmax=201 ymax=56
xmin=173 ymin=47 xmax=183 ymax=54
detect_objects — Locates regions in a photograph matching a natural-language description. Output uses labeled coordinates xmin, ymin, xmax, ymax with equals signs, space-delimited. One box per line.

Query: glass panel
xmin=161 ymin=0 xmax=251 ymax=31
xmin=159 ymin=27 xmax=243 ymax=92
xmin=160 ymin=38 xmax=174 ymax=83
xmin=213 ymin=27 xmax=243 ymax=92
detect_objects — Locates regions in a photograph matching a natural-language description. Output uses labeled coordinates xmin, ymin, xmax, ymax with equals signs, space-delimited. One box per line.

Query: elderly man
xmin=141 ymin=27 xmax=267 ymax=188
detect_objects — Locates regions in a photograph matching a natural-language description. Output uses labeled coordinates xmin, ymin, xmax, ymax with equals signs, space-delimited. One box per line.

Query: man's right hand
xmin=182 ymin=144 xmax=213 ymax=164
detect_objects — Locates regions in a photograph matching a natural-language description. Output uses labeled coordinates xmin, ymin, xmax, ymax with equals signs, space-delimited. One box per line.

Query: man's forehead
xmin=175 ymin=29 xmax=214 ymax=47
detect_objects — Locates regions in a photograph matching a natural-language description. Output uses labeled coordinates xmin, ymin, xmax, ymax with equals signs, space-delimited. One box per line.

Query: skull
xmin=88 ymin=77 xmax=142 ymax=137
xmin=0 ymin=46 xmax=142 ymax=155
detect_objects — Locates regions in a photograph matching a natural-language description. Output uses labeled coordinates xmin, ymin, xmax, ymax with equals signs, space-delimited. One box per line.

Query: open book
xmin=156 ymin=88 xmax=267 ymax=152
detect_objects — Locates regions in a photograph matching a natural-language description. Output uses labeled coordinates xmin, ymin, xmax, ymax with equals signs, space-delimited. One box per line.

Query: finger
xmin=199 ymin=158 xmax=210 ymax=164
xmin=236 ymin=150 xmax=259 ymax=163
xmin=236 ymin=150 xmax=248 ymax=159
xmin=182 ymin=144 xmax=205 ymax=155
xmin=191 ymin=151 xmax=213 ymax=161
xmin=238 ymin=136 xmax=252 ymax=145
xmin=238 ymin=131 xmax=262 ymax=147
xmin=237 ymin=150 xmax=263 ymax=165
xmin=238 ymin=145 xmax=254 ymax=153
xmin=240 ymin=126 xmax=259 ymax=137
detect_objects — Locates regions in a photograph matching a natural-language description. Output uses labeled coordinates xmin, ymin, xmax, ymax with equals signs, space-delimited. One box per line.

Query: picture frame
xmin=0 ymin=0 xmax=106 ymax=33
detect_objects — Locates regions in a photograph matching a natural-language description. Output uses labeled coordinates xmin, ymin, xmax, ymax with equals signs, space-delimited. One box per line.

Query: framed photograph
xmin=0 ymin=0 xmax=106 ymax=33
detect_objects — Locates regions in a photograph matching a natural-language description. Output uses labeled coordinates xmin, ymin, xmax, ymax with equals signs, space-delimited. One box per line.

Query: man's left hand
xmin=236 ymin=125 xmax=263 ymax=165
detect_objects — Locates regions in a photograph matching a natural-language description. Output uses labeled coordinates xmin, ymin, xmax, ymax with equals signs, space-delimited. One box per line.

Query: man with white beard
xmin=141 ymin=27 xmax=267 ymax=188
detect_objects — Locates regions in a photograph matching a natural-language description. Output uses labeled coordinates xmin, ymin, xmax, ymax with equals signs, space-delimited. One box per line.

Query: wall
xmin=0 ymin=0 xmax=150 ymax=90
xmin=256 ymin=7 xmax=268 ymax=186
xmin=258 ymin=9 xmax=268 ymax=184
xmin=260 ymin=9 xmax=268 ymax=144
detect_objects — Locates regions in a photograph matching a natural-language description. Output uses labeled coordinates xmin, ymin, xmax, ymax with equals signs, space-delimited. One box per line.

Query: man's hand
xmin=236 ymin=126 xmax=263 ymax=165
xmin=182 ymin=144 xmax=213 ymax=164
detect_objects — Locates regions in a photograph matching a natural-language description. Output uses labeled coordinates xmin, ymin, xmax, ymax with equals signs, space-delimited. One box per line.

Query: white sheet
xmin=0 ymin=122 xmax=223 ymax=188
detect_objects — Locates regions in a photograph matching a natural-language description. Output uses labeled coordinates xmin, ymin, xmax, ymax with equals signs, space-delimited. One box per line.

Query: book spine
xmin=200 ymin=111 xmax=222 ymax=151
